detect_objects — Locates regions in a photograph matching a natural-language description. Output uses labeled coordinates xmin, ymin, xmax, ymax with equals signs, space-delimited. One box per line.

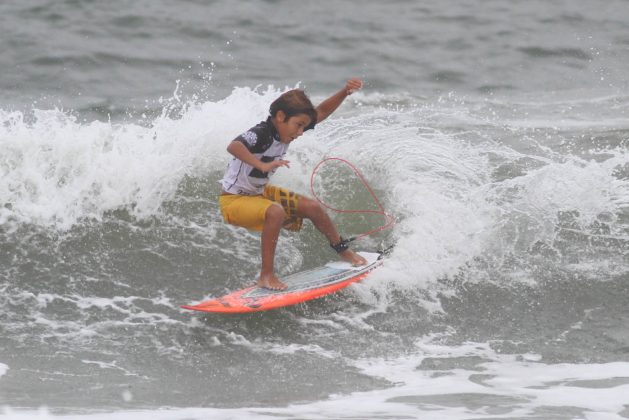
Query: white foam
xmin=3 ymin=336 xmax=629 ymax=419
xmin=295 ymin=108 xmax=498 ymax=309
xmin=0 ymin=87 xmax=283 ymax=229
xmin=6 ymin=292 xmax=186 ymax=348
xmin=491 ymin=153 xmax=628 ymax=226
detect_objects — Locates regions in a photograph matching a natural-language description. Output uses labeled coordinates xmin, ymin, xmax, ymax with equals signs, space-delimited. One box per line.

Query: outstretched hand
xmin=345 ymin=78 xmax=364 ymax=95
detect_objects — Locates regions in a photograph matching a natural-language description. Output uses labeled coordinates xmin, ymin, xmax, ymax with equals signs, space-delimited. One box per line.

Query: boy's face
xmin=273 ymin=112 xmax=312 ymax=144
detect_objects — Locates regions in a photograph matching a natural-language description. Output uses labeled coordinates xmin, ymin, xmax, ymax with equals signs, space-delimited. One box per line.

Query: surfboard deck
xmin=181 ymin=251 xmax=382 ymax=313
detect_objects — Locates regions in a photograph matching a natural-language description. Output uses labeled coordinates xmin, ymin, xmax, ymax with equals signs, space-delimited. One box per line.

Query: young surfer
xmin=219 ymin=78 xmax=368 ymax=290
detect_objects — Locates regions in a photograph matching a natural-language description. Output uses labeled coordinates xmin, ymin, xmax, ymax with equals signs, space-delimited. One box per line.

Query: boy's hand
xmin=345 ymin=78 xmax=363 ymax=95
xmin=261 ymin=159 xmax=290 ymax=172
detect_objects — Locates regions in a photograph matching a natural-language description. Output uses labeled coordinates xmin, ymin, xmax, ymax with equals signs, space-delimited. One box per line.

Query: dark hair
xmin=269 ymin=89 xmax=317 ymax=127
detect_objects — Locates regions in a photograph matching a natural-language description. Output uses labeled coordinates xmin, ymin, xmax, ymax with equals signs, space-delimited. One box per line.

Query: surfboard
xmin=181 ymin=251 xmax=382 ymax=313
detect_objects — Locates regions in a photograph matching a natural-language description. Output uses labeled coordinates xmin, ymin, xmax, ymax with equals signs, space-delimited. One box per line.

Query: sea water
xmin=1 ymin=1 xmax=629 ymax=419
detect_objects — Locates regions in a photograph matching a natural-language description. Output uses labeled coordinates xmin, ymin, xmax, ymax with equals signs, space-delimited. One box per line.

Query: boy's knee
xmin=265 ymin=203 xmax=285 ymax=222
xmin=298 ymin=198 xmax=324 ymax=218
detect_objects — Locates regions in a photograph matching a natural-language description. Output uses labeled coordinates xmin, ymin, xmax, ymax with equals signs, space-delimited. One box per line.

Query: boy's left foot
xmin=257 ymin=273 xmax=288 ymax=291
xmin=338 ymin=249 xmax=367 ymax=266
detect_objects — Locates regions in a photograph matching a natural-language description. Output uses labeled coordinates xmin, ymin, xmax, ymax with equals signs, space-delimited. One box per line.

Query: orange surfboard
xmin=181 ymin=252 xmax=382 ymax=313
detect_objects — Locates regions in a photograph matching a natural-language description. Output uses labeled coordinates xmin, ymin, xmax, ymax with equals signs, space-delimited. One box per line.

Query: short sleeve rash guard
xmin=220 ymin=117 xmax=315 ymax=195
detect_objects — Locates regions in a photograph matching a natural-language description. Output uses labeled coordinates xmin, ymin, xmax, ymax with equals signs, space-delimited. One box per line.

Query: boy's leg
xmin=219 ymin=194 xmax=288 ymax=290
xmin=296 ymin=197 xmax=367 ymax=266
xmin=259 ymin=203 xmax=288 ymax=290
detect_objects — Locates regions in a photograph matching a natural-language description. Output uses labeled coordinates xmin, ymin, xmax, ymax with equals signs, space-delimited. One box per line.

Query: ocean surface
xmin=1 ymin=0 xmax=629 ymax=419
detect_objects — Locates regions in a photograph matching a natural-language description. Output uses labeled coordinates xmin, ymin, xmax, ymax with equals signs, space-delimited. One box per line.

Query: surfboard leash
xmin=310 ymin=157 xmax=396 ymax=250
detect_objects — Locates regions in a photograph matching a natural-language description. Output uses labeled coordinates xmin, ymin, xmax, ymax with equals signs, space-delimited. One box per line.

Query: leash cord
xmin=310 ymin=157 xmax=396 ymax=244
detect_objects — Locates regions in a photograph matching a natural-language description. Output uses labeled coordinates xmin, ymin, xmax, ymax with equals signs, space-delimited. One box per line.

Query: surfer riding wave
xmin=219 ymin=78 xmax=368 ymax=290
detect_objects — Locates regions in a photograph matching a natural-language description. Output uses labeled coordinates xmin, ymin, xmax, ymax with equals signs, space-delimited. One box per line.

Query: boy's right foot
xmin=339 ymin=249 xmax=368 ymax=266
xmin=258 ymin=273 xmax=288 ymax=291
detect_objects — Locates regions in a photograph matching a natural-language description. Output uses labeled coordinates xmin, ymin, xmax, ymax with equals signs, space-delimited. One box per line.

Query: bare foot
xmin=257 ymin=272 xmax=288 ymax=291
xmin=338 ymin=249 xmax=368 ymax=266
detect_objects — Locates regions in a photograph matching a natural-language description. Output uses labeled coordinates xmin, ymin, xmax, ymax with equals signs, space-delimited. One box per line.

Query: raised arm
xmin=315 ymin=78 xmax=363 ymax=124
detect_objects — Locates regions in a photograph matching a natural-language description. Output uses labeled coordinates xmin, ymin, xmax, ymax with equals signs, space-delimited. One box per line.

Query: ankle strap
xmin=330 ymin=236 xmax=355 ymax=253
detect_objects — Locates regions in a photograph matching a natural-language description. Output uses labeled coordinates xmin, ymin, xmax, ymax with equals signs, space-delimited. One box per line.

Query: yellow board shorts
xmin=219 ymin=185 xmax=304 ymax=232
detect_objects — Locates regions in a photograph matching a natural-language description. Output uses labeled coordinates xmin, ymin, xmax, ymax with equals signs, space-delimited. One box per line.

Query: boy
xmin=219 ymin=78 xmax=368 ymax=290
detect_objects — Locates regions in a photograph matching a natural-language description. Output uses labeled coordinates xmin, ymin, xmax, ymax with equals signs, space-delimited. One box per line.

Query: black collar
xmin=265 ymin=116 xmax=280 ymax=142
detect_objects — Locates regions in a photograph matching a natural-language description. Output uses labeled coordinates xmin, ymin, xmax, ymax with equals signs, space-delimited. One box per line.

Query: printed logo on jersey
xmin=241 ymin=130 xmax=258 ymax=145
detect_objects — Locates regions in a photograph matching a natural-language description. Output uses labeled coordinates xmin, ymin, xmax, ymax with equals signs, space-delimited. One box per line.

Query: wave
xmin=0 ymin=87 xmax=272 ymax=229
xmin=1 ymin=90 xmax=627 ymax=287
xmin=1 ymin=88 xmax=628 ymax=415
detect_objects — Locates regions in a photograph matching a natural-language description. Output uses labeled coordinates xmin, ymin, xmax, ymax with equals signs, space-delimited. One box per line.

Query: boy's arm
xmin=226 ymin=141 xmax=290 ymax=172
xmin=315 ymin=78 xmax=363 ymax=123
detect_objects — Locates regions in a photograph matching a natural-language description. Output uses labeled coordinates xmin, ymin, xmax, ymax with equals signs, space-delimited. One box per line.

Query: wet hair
xmin=269 ymin=89 xmax=317 ymax=128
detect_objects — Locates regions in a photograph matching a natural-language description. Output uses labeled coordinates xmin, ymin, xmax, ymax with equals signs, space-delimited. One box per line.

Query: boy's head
xmin=269 ymin=89 xmax=317 ymax=144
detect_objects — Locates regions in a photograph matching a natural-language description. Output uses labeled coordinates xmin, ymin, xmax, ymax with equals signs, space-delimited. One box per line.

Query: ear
xmin=275 ymin=110 xmax=286 ymax=121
